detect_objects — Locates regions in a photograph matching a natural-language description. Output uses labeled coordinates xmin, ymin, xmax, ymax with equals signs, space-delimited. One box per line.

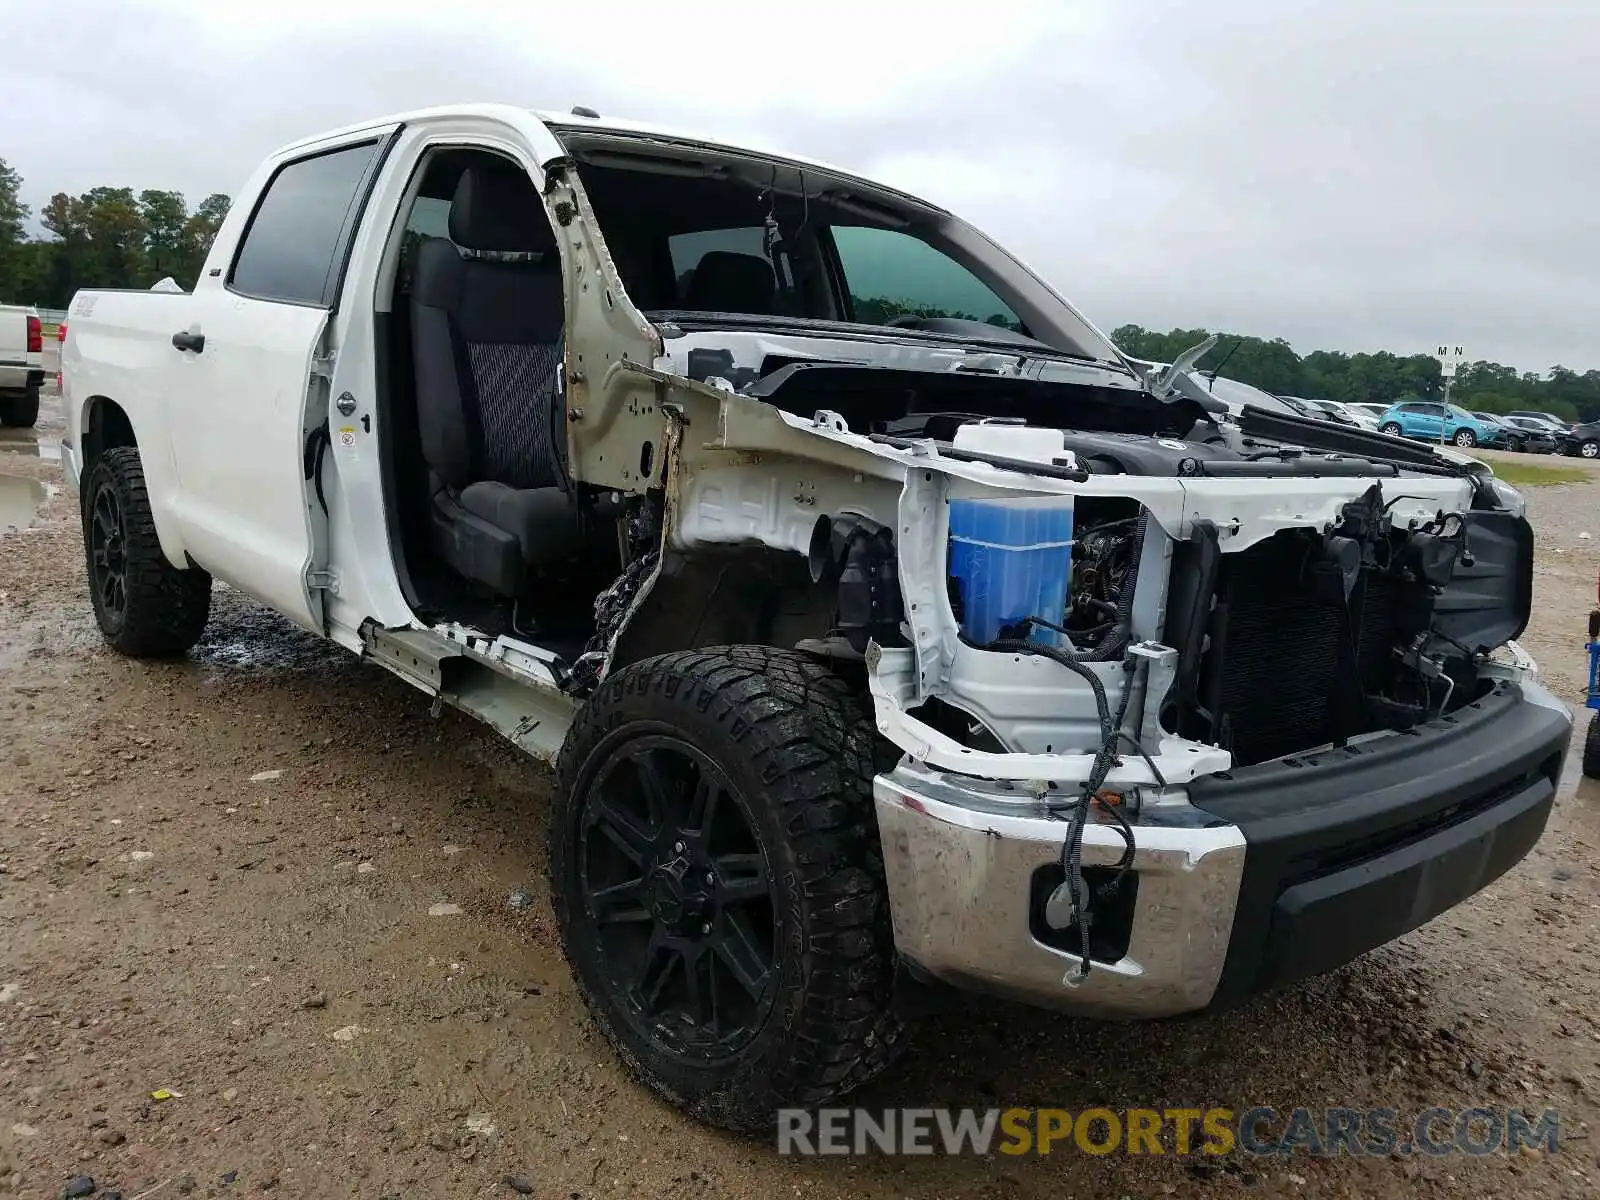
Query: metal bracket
xmin=306 ymin=569 xmax=341 ymax=595
xmin=1127 ymin=641 xmax=1179 ymax=754
xmin=897 ymin=468 xmax=959 ymax=702
xmin=310 ymin=353 xmax=336 ymax=379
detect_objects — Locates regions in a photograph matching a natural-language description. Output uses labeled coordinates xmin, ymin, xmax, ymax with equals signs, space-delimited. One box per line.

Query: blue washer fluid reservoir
xmin=947 ymin=495 xmax=1075 ymax=646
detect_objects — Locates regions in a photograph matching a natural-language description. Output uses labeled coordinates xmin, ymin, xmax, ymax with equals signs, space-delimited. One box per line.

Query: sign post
xmin=1433 ymin=344 xmax=1466 ymax=446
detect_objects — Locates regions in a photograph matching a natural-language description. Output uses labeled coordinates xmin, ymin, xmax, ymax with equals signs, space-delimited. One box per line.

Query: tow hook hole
xmin=639 ymin=441 xmax=654 ymax=478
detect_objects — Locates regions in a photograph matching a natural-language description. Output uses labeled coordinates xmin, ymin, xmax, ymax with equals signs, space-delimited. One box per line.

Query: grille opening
xmin=1171 ymin=530 xmax=1476 ymax=768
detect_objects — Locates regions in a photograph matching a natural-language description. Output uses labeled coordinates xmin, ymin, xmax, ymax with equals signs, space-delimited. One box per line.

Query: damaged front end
xmin=533 ymin=131 xmax=1567 ymax=1019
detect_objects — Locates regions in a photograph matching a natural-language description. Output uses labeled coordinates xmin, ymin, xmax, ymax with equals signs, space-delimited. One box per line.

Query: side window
xmin=230 ymin=140 xmax=382 ymax=306
xmin=829 ymin=225 xmax=1023 ymax=332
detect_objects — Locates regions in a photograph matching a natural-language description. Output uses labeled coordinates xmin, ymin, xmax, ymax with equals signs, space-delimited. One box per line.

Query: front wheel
xmin=82 ymin=446 xmax=212 ymax=656
xmin=550 ymin=646 xmax=899 ymax=1131
xmin=1581 ymin=440 xmax=1600 ymax=460
xmin=1452 ymin=429 xmax=1478 ymax=448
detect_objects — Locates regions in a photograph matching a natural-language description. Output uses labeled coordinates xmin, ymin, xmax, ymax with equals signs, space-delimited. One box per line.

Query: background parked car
xmin=1298 ymin=397 xmax=1380 ymax=429
xmin=1501 ymin=413 xmax=1566 ymax=450
xmin=1507 ymin=409 xmax=1575 ymax=435
xmin=1349 ymin=402 xmax=1393 ymax=425
xmin=1198 ymin=376 xmax=1367 ymax=427
xmin=1559 ymin=419 xmax=1600 ymax=459
xmin=1377 ymin=400 xmax=1504 ymax=448
xmin=1472 ymin=411 xmax=1550 ymax=453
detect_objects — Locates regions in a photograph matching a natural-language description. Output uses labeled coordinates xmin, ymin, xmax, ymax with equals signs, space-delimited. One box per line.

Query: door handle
xmin=171 ymin=331 xmax=205 ymax=354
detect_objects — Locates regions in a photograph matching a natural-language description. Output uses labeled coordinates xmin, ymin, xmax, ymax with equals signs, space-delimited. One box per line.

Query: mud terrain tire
xmin=82 ymin=446 xmax=211 ymax=657
xmin=550 ymin=646 xmax=898 ymax=1131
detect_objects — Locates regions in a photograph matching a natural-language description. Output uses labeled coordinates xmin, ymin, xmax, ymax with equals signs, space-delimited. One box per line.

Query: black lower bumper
xmin=1190 ymin=679 xmax=1571 ymax=1011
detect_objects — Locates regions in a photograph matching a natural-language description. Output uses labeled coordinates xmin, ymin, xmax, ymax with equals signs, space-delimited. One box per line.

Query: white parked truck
xmin=0 ymin=302 xmax=44 ymax=427
xmin=61 ymin=104 xmax=1571 ymax=1130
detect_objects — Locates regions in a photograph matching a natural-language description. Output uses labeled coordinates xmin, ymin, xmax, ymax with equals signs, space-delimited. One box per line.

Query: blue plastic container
xmin=947 ymin=496 xmax=1075 ymax=646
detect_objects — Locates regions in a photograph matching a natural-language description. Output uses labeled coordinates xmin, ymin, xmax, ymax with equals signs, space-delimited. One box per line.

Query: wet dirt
xmin=3 ymin=394 xmax=1600 ymax=1198
xmin=0 ymin=476 xmax=48 ymax=532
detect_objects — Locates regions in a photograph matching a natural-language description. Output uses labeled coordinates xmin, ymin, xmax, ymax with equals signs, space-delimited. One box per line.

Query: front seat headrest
xmin=449 ymin=163 xmax=554 ymax=254
xmin=681 ymin=250 xmax=776 ymax=314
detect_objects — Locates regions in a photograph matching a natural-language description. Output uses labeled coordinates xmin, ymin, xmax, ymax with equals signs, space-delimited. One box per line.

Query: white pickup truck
xmin=61 ymin=104 xmax=1571 ymax=1130
xmin=0 ymin=302 xmax=44 ymax=427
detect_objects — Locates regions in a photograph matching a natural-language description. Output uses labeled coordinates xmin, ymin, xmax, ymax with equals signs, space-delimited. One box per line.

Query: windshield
xmin=557 ymin=131 xmax=1124 ymax=363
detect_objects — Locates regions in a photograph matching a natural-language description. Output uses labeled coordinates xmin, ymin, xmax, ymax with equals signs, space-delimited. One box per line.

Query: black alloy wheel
xmin=549 ymin=646 xmax=903 ymax=1130
xmin=87 ymin=478 xmax=128 ymax=627
xmin=575 ymin=733 xmax=778 ymax=1060
xmin=80 ymin=446 xmax=211 ymax=656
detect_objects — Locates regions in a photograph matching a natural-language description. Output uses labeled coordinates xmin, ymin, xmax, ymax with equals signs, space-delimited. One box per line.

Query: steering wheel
xmin=885 ymin=313 xmax=926 ymax=329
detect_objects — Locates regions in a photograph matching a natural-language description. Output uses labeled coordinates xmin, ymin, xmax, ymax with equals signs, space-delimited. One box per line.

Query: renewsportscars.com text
xmin=777 ymin=1106 xmax=1561 ymax=1157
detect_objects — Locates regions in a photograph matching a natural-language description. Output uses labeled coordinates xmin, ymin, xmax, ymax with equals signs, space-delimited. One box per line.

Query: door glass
xmin=830 ymin=225 xmax=1022 ymax=332
xmin=230 ymin=140 xmax=382 ymax=306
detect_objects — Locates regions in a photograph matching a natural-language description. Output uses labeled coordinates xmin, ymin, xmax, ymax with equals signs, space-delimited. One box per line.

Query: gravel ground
xmin=3 ymin=394 xmax=1600 ymax=1199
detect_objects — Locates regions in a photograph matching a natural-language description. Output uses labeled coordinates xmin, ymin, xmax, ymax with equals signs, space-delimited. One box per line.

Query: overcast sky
xmin=5 ymin=0 xmax=1595 ymax=372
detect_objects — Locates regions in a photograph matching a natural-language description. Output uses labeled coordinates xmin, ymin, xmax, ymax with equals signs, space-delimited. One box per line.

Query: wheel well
xmin=82 ymin=396 xmax=136 ymax=475
xmin=608 ymin=546 xmax=837 ymax=674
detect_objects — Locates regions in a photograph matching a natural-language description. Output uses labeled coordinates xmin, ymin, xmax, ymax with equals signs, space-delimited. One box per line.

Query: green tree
xmin=139 ymin=189 xmax=188 ymax=280
xmin=177 ymin=193 xmax=230 ymax=285
xmin=0 ymin=158 xmax=29 ymax=299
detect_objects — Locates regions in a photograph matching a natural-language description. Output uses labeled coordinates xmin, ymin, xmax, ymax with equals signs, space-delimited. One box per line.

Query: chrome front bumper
xmin=874 ymin=762 xmax=1246 ymax=1018
xmin=875 ymin=677 xmax=1569 ymax=1019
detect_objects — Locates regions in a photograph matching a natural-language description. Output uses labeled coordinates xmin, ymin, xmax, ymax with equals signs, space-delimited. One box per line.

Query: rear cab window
xmin=229 ymin=140 xmax=383 ymax=306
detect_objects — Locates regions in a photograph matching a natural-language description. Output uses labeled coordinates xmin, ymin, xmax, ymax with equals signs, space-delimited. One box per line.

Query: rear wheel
xmin=82 ymin=446 xmax=211 ymax=657
xmin=1380 ymin=422 xmax=1404 ymax=437
xmin=1453 ymin=429 xmax=1478 ymax=448
xmin=1581 ymin=440 xmax=1600 ymax=460
xmin=0 ymin=383 xmax=39 ymax=428
xmin=550 ymin=646 xmax=898 ymax=1131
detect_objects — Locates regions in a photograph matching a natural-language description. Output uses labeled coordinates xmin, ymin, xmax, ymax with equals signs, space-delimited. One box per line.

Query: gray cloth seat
xmin=681 ymin=250 xmax=776 ymax=314
xmin=411 ymin=161 xmax=577 ymax=596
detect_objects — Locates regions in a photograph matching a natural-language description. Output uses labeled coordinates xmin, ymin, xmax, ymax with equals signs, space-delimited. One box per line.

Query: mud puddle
xmin=0 ymin=473 xmax=50 ymax=531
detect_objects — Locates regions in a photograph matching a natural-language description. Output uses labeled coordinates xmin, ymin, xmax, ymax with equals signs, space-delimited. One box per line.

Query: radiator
xmin=1200 ymin=533 xmax=1401 ymax=767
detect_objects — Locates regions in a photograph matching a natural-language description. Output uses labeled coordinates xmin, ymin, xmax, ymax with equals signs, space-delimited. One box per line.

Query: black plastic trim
xmin=1192 ymin=681 xmax=1571 ymax=1009
xmin=1237 ymin=404 xmax=1465 ymax=473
